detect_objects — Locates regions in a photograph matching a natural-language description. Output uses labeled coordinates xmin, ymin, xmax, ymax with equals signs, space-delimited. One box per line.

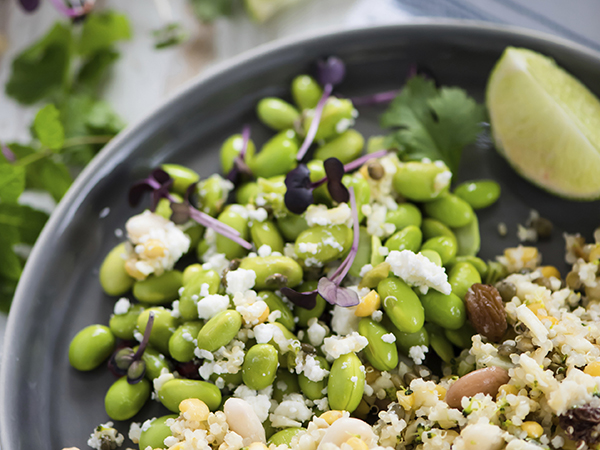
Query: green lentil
xmin=248 ymin=129 xmax=299 ymax=179
xmin=298 ymin=356 xmax=329 ymax=400
xmin=259 ymin=291 xmax=295 ymax=331
xmin=385 ymin=203 xmax=422 ymax=230
xmin=139 ymin=415 xmax=177 ymax=450
xmin=109 ymin=303 xmax=145 ymax=341
xmin=136 ymin=307 xmax=178 ymax=356
xmin=385 ymin=225 xmax=422 ymax=253
xmin=250 ymin=219 xmax=284 ymax=253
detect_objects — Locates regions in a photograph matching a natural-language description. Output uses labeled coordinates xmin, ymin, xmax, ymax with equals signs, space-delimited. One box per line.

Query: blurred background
xmin=0 ymin=0 xmax=599 ymax=349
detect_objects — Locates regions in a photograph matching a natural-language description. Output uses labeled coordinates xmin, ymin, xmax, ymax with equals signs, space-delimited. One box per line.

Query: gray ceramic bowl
xmin=2 ymin=20 xmax=600 ymax=450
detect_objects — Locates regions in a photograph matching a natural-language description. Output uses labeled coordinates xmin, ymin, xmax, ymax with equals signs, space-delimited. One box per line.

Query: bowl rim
xmin=3 ymin=18 xmax=600 ymax=447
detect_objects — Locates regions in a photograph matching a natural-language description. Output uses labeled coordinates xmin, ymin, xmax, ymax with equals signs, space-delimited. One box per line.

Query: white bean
xmin=223 ymin=398 xmax=266 ymax=445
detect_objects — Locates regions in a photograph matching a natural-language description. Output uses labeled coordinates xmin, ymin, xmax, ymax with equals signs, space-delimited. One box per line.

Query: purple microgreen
xmin=18 ymin=0 xmax=40 ymax=12
xmin=188 ymin=207 xmax=252 ymax=249
xmin=296 ymin=83 xmax=333 ymax=161
xmin=349 ymin=90 xmax=400 ymax=106
xmin=280 ymin=286 xmax=318 ymax=310
xmin=113 ymin=348 xmax=135 ymax=372
xmin=317 ymin=278 xmax=359 ymax=307
xmin=323 ymin=157 xmax=349 ymax=203
xmin=284 ymin=164 xmax=316 ymax=215
xmin=343 ymin=149 xmax=390 ymax=172
xmin=48 ymin=0 xmax=94 ymax=17
xmin=127 ymin=360 xmax=146 ymax=384
xmin=108 ymin=311 xmax=154 ymax=383
xmin=226 ymin=125 xmax=253 ymax=183
xmin=128 ymin=168 xmax=173 ymax=211
xmin=1 ymin=144 xmax=16 ymax=163
xmin=316 ymin=56 xmax=346 ymax=86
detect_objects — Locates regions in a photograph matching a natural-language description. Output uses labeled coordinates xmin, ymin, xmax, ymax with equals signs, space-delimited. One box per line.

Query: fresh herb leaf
xmin=153 ymin=23 xmax=189 ymax=49
xmin=0 ymin=164 xmax=25 ymax=203
xmin=381 ymin=75 xmax=485 ymax=173
xmin=0 ymin=225 xmax=22 ymax=281
xmin=190 ymin=0 xmax=235 ymax=22
xmin=85 ymin=99 xmax=125 ymax=134
xmin=5 ymin=23 xmax=73 ymax=104
xmin=34 ymin=104 xmax=65 ymax=151
xmin=76 ymin=48 xmax=120 ymax=91
xmin=77 ymin=11 xmax=131 ymax=56
xmin=0 ymin=203 xmax=48 ymax=246
xmin=0 ymin=277 xmax=18 ymax=314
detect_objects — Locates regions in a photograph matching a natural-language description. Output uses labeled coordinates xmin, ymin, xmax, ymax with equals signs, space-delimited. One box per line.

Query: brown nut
xmin=445 ymin=366 xmax=510 ymax=409
xmin=465 ymin=283 xmax=507 ymax=342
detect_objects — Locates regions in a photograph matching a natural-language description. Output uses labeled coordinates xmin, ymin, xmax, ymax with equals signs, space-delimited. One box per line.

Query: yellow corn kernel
xmin=434 ymin=385 xmax=446 ymax=400
xmin=522 ymin=421 xmax=543 ymax=439
xmin=396 ymin=390 xmax=415 ymax=410
xmin=540 ymin=266 xmax=561 ymax=280
xmin=538 ymin=315 xmax=558 ymax=326
xmin=505 ymin=246 xmax=539 ymax=268
xmin=359 ymin=165 xmax=370 ymax=180
xmin=345 ymin=437 xmax=369 ymax=450
xmin=319 ymin=410 xmax=344 ymax=425
xmin=179 ymin=398 xmax=210 ymax=422
xmin=168 ymin=444 xmax=185 ymax=450
xmin=142 ymin=239 xmax=166 ymax=258
xmin=124 ymin=259 xmax=147 ymax=281
xmin=527 ymin=302 xmax=545 ymax=316
xmin=497 ymin=384 xmax=518 ymax=399
xmin=248 ymin=443 xmax=269 ymax=450
xmin=584 ymin=361 xmax=600 ymax=377
xmin=255 ymin=305 xmax=270 ymax=325
xmin=355 ymin=290 xmax=381 ymax=317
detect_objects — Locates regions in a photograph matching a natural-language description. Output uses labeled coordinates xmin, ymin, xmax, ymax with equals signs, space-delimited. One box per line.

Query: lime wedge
xmin=244 ymin=0 xmax=299 ymax=22
xmin=486 ymin=47 xmax=600 ymax=200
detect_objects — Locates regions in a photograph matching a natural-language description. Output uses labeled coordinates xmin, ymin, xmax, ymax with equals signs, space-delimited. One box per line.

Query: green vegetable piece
xmin=452 ymin=216 xmax=480 ymax=257
xmin=220 ymin=134 xmax=257 ymax=174
xmin=445 ymin=322 xmax=476 ymax=349
xmin=370 ymin=235 xmax=385 ymax=267
xmin=385 ymin=203 xmax=422 ymax=230
xmin=421 ymin=218 xmax=456 ymax=241
xmin=137 ymin=307 xmax=178 ymax=356
xmin=298 ymin=356 xmax=329 ymax=400
xmin=385 ymin=225 xmax=422 ymax=253
xmin=139 ymin=415 xmax=177 ymax=450
xmin=132 ymin=270 xmax=183 ymax=305
xmin=236 ymin=181 xmax=259 ymax=205
xmin=182 ymin=264 xmax=203 ymax=285
xmin=273 ymin=369 xmax=300 ymax=402
xmin=210 ymin=371 xmax=243 ymax=387
xmin=358 ymin=318 xmax=398 ymax=372
xmin=277 ymin=213 xmax=309 ymax=241
xmin=268 ymin=428 xmax=305 ymax=446
xmin=392 ymin=161 xmax=450 ymax=202
xmin=179 ymin=269 xmax=221 ymax=321
xmin=420 ymin=236 xmax=457 ymax=265
xmin=105 ymin=376 xmax=150 ymax=421
xmin=197 ymin=175 xmax=228 ymax=217
xmin=242 ymin=343 xmax=279 ymax=390
xmin=314 ymin=129 xmax=365 ymax=164
xmin=257 ymin=98 xmax=301 ymax=131
xmin=158 ymin=378 xmax=222 ymax=412
xmin=342 ymin=174 xmax=371 ymax=222
xmin=450 ymin=256 xmax=488 ymax=277
xmin=216 ymin=206 xmax=250 ymax=260
xmin=109 ymin=303 xmax=145 ymax=340
xmin=169 ymin=321 xmax=203 ymax=363
xmin=349 ymin=226 xmax=372 ymax=278
xmin=99 ymin=243 xmax=134 ymax=296
xmin=295 ymin=224 xmax=353 ymax=264
xmin=161 ymin=164 xmax=200 ymax=195
xmin=425 ymin=323 xmax=454 ymax=363
xmin=250 ymin=219 xmax=284 ymax=253
xmin=69 ymin=324 xmax=115 ymax=371
xmin=302 ymin=97 xmax=355 ymax=141
xmin=419 ymin=290 xmax=466 ymax=330
xmin=196 ymin=310 xmax=242 ymax=352
xmin=248 ymin=129 xmax=299 ymax=179
xmin=448 ymin=261 xmax=481 ymax=300
xmin=239 ymin=256 xmax=303 ymax=290
xmin=307 ymin=159 xmax=332 ymax=206
xmin=260 ymin=291 xmax=295 ymax=331
xmin=34 ymin=104 xmax=64 ymax=151
xmin=294 ymin=281 xmax=327 ymax=327
xmin=378 ymin=277 xmax=424 ymax=333
xmin=136 ymin=345 xmax=171 ymax=381
xmin=384 ymin=318 xmax=429 ymax=356
xmin=328 ymin=352 xmax=365 ymax=413
xmin=419 ymin=250 xmax=442 ymax=267
xmin=423 ymin=194 xmax=475 ymax=228
xmin=291 ymin=74 xmax=322 ymax=110
xmin=454 ymin=180 xmax=501 ymax=210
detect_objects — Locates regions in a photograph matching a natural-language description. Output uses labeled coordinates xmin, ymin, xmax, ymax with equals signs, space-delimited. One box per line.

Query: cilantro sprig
xmin=381 ymin=75 xmax=485 ymax=174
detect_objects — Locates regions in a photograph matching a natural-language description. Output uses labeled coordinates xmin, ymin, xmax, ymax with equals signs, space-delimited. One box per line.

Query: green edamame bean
xmin=452 ymin=216 xmax=480 ymax=256
xmin=295 ymin=225 xmax=353 ymax=264
xmin=277 ymin=213 xmax=309 ymax=241
xmin=314 ymin=129 xmax=364 ymax=164
xmin=260 ymin=291 xmax=295 ymax=331
xmin=220 ymin=134 xmax=257 ymax=174
xmin=69 ymin=325 xmax=115 ymax=371
xmin=179 ymin=269 xmax=221 ymax=321
xmin=196 ymin=309 xmax=242 ymax=352
xmin=423 ymin=194 xmax=475 ymax=228
xmin=425 ymin=323 xmax=454 ymax=363
xmin=155 ymin=197 xmax=175 ymax=220
xmin=386 ymin=203 xmax=422 ymax=230
xmin=182 ymin=264 xmax=203 ymax=285
xmin=419 ymin=250 xmax=442 ymax=267
xmin=133 ymin=270 xmax=183 ymax=305
xmin=216 ymin=206 xmax=250 ymax=260
xmin=358 ymin=318 xmax=398 ymax=372
xmin=485 ymin=261 xmax=508 ymax=285
xmin=445 ymin=322 xmax=476 ymax=349
xmin=273 ymin=369 xmax=300 ymax=402
xmin=99 ymin=243 xmax=134 ymax=296
xmin=307 ymin=159 xmax=332 ymax=206
xmin=210 ymin=371 xmax=243 ymax=387
xmin=291 ymin=74 xmax=322 ymax=110
xmin=136 ymin=345 xmax=171 ymax=380
xmin=392 ymin=161 xmax=450 ymax=201
xmin=377 ymin=277 xmax=424 ymax=333
xmin=248 ymin=129 xmax=299 ymax=179
xmin=385 ymin=225 xmax=422 ymax=253
xmin=139 ymin=414 xmax=177 ymax=450
xmin=257 ymin=98 xmax=300 ymax=131
xmin=269 ymin=322 xmax=300 ymax=358
xmin=197 ymin=175 xmax=228 ymax=217
xmin=298 ymin=356 xmax=329 ymax=400
xmin=268 ymin=428 xmax=305 ymax=447
xmin=169 ymin=321 xmax=203 ymax=363
xmin=370 ymin=235 xmax=385 ymax=267
xmin=450 ymin=256 xmax=488 ymax=277
xmin=383 ymin=317 xmax=429 ymax=356
xmin=303 ymin=97 xmax=355 ymax=141
xmin=419 ymin=291 xmax=466 ymax=330
xmin=328 ymin=352 xmax=365 ymax=413
xmin=251 ymin=220 xmax=284 ymax=253
xmin=342 ymin=175 xmax=371 ymax=222
xmin=367 ymin=135 xmax=386 ymax=153
xmin=110 ymin=304 xmax=145 ymax=340
xmin=349 ymin=227 xmax=372 ymax=278
xmin=158 ymin=378 xmax=222 ymax=412
xmin=420 ymin=236 xmax=457 ymax=265
xmin=242 ymin=344 xmax=279 ymax=390
xmin=239 ymin=256 xmax=303 ymax=290
xmin=137 ymin=307 xmax=178 ymax=356
xmin=184 ymin=224 xmax=204 ymax=252
xmin=236 ymin=181 xmax=259 ymax=205
xmin=448 ymin=261 xmax=481 ymax=300
xmin=161 ymin=164 xmax=200 ymax=195
xmin=105 ymin=376 xmax=150 ymax=421
xmin=421 ymin=218 xmax=456 ymax=241
xmin=454 ymin=180 xmax=501 ymax=209
xmin=293 ymin=281 xmax=326 ymax=327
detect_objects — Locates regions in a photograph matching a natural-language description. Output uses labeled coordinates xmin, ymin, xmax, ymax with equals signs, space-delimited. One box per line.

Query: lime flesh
xmin=486 ymin=47 xmax=600 ymax=200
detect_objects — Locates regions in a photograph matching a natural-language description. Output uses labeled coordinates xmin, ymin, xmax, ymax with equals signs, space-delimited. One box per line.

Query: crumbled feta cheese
xmin=128 ymin=422 xmax=142 ymax=443
xmin=371 ymin=310 xmax=383 ymax=322
xmin=305 ymin=203 xmax=352 ymax=227
xmin=322 ymin=332 xmax=368 ymax=360
xmin=433 ymin=168 xmax=452 ymax=194
xmin=248 ymin=207 xmax=268 ymax=223
xmin=153 ymin=369 xmax=174 ymax=394
xmin=87 ymin=422 xmax=124 ymax=450
xmin=236 ymin=300 xmax=268 ymax=326
xmin=233 ymin=385 xmax=272 ymax=422
xmin=307 ymin=319 xmax=328 ymax=347
xmin=378 ymin=246 xmax=389 ymax=256
xmin=381 ymin=333 xmax=396 ymax=344
xmin=359 ymin=264 xmax=373 ymax=277
xmin=366 ymin=203 xmax=396 ymax=238
xmin=386 ymin=250 xmax=451 ymax=294
xmin=335 ymin=117 xmax=354 ymax=134
xmin=202 ymin=252 xmax=230 ymax=275
xmin=408 ymin=345 xmax=428 ymax=365
xmin=295 ymin=353 xmax=330 ymax=382
xmin=331 ymin=305 xmax=360 ymax=335
xmin=322 ymin=236 xmax=344 ymax=251
xmin=298 ymin=242 xmax=319 ymax=255
xmin=113 ymin=297 xmax=131 ymax=315
xmin=226 ymin=268 xmax=256 ymax=295
xmin=270 ymin=393 xmax=313 ymax=427
xmin=197 ymin=294 xmax=230 ymax=320
xmin=257 ymin=244 xmax=272 ymax=257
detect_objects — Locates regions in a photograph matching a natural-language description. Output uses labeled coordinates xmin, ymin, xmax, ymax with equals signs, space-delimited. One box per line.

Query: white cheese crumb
xmin=113 ymin=297 xmax=131 ymax=315
xmin=408 ymin=345 xmax=428 ymax=365
xmin=197 ymin=294 xmax=230 ymax=320
xmin=371 ymin=310 xmax=383 ymax=322
xmin=128 ymin=422 xmax=142 ymax=443
xmin=359 ymin=264 xmax=373 ymax=277
xmin=248 ymin=207 xmax=268 ymax=223
xmin=322 ymin=332 xmax=368 ymax=360
xmin=307 ymin=319 xmax=328 ymax=347
xmin=305 ymin=203 xmax=352 ymax=227
xmin=386 ymin=250 xmax=451 ymax=294
xmin=257 ymin=244 xmax=272 ymax=257
xmin=331 ymin=305 xmax=360 ymax=335
xmin=226 ymin=268 xmax=256 ymax=295
xmin=381 ymin=333 xmax=396 ymax=344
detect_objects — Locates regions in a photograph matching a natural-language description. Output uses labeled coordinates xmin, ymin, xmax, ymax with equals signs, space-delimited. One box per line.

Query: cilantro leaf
xmin=190 ymin=0 xmax=235 ymax=22
xmin=76 ymin=48 xmax=120 ymax=91
xmin=0 ymin=203 xmax=48 ymax=246
xmin=77 ymin=11 xmax=131 ymax=56
xmin=5 ymin=22 xmax=73 ymax=105
xmin=0 ymin=163 xmax=25 ymax=203
xmin=34 ymin=104 xmax=65 ymax=151
xmin=381 ymin=76 xmax=485 ymax=173
xmin=0 ymin=225 xmax=22 ymax=281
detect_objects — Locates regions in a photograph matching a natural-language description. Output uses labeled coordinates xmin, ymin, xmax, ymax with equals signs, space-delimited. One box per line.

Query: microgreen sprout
xmin=1 ymin=144 xmax=16 ymax=163
xmin=109 ymin=312 xmax=154 ymax=384
xmin=17 ymin=0 xmax=40 ymax=12
xmin=350 ymin=90 xmax=400 ymax=106
xmin=284 ymin=149 xmax=389 ymax=215
xmin=129 ymin=169 xmax=252 ymax=250
xmin=226 ymin=125 xmax=253 ymax=183
xmin=281 ymin=187 xmax=360 ymax=309
xmin=48 ymin=0 xmax=95 ymax=17
xmin=296 ymin=56 xmax=346 ymax=161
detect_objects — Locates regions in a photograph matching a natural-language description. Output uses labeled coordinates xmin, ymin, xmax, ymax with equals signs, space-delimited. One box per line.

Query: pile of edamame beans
xmin=68 ymin=70 xmax=503 ymax=449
